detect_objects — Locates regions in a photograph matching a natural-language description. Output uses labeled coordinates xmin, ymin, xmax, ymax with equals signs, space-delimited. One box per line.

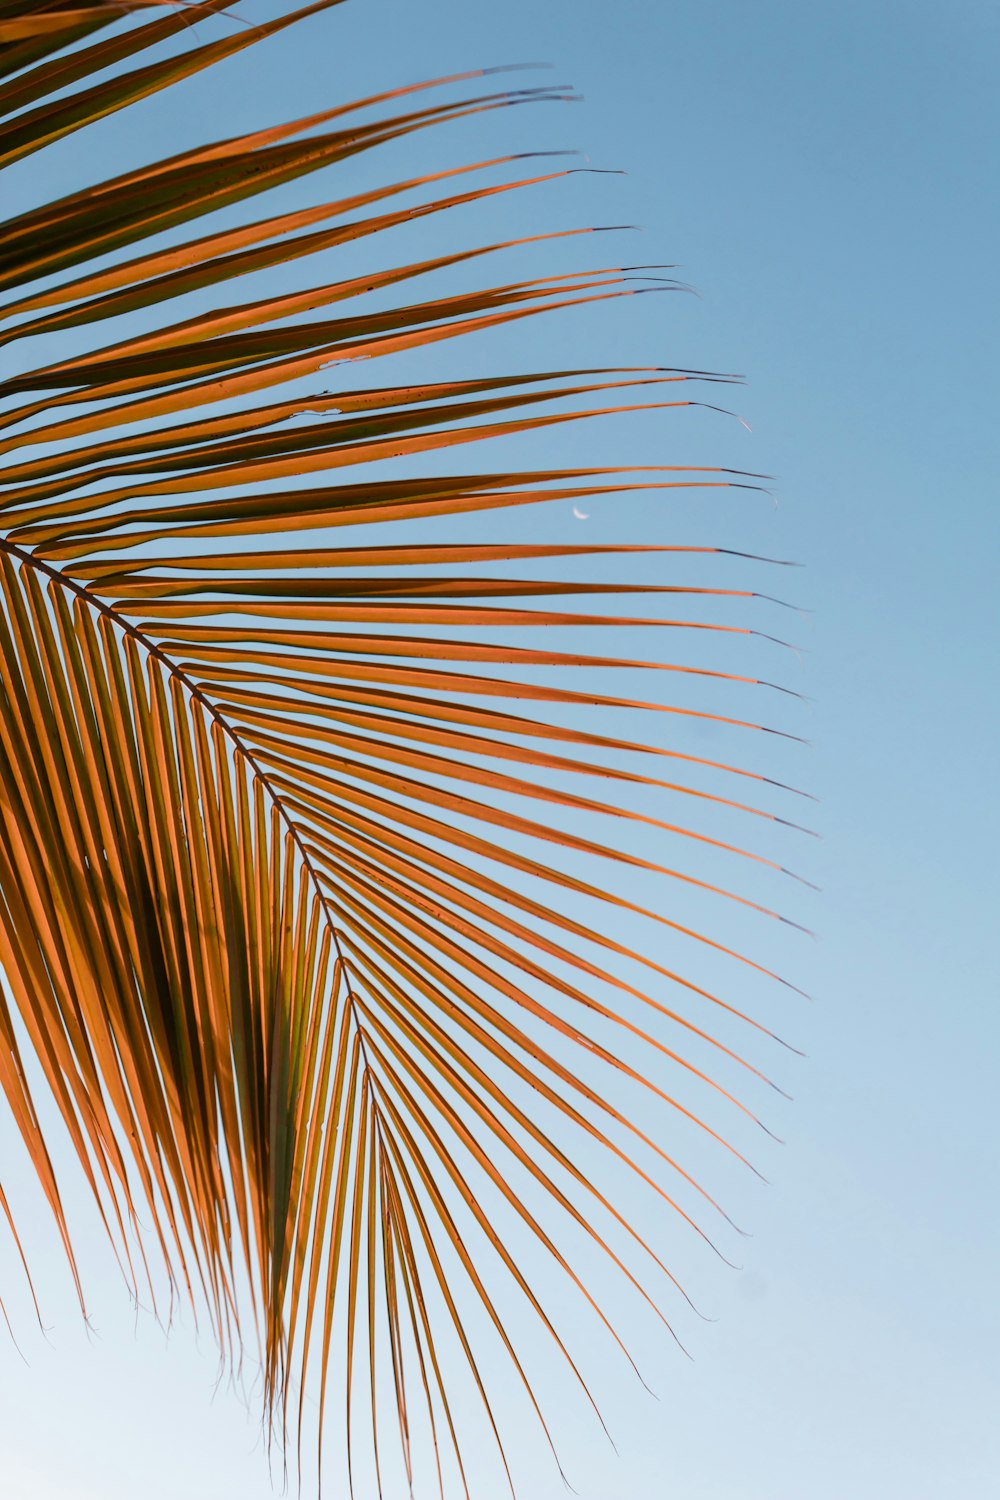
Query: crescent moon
xmin=572 ymin=506 xmax=589 ymax=520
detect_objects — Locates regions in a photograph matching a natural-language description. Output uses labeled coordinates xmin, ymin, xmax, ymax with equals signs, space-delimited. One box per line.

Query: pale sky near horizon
xmin=1 ymin=2 xmax=998 ymax=1498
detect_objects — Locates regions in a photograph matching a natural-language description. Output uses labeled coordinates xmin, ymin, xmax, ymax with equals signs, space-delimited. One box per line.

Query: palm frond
xmin=0 ymin=1 xmax=807 ymax=1489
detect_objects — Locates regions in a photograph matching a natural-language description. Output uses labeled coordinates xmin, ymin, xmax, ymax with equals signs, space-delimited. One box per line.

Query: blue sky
xmin=1 ymin=2 xmax=998 ymax=1497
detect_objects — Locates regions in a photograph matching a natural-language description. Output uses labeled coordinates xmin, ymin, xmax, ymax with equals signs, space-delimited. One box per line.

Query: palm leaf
xmin=0 ymin=1 xmax=807 ymax=1489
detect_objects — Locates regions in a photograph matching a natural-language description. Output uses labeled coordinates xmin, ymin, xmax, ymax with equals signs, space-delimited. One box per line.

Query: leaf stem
xmin=0 ymin=535 xmax=371 ymax=1053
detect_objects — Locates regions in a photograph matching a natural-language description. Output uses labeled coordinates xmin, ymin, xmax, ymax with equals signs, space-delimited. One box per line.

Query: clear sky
xmin=1 ymin=2 xmax=998 ymax=1497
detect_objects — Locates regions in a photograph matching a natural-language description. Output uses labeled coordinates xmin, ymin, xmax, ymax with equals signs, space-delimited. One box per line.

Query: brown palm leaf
xmin=0 ymin=1 xmax=808 ymax=1490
